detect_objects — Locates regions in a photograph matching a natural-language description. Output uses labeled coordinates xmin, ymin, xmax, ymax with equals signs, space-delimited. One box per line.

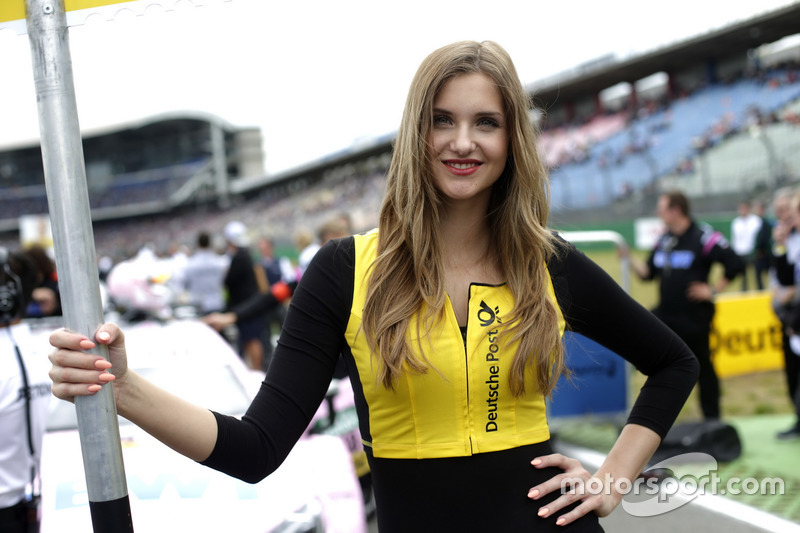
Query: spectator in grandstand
xmin=223 ymin=221 xmax=267 ymax=371
xmin=48 ymin=41 xmax=699 ymax=532
xmin=770 ymin=188 xmax=800 ymax=439
xmin=22 ymin=244 xmax=61 ymax=317
xmin=182 ymin=231 xmax=230 ymax=316
xmin=625 ymin=190 xmax=744 ymax=421
xmin=752 ymin=199 xmax=772 ymax=291
xmin=0 ymin=248 xmax=50 ymax=533
xmin=730 ymin=200 xmax=762 ymax=291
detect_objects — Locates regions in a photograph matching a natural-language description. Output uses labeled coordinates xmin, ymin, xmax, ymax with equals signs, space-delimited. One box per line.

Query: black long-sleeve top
xmin=644 ymin=221 xmax=744 ymax=323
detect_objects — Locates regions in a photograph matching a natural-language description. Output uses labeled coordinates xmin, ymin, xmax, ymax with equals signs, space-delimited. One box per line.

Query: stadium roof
xmin=528 ymin=1 xmax=800 ymax=107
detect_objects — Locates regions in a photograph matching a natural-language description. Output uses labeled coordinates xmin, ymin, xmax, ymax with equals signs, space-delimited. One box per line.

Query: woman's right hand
xmin=49 ymin=323 xmax=128 ymax=404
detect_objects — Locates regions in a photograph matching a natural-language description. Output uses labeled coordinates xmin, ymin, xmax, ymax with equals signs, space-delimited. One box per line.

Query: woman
xmin=49 ymin=41 xmax=698 ymax=531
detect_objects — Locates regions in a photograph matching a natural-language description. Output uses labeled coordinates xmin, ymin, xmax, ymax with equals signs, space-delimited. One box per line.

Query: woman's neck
xmin=439 ymin=204 xmax=494 ymax=270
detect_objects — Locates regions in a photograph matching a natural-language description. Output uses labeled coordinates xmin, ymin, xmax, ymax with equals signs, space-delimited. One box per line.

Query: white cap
xmin=224 ymin=221 xmax=249 ymax=247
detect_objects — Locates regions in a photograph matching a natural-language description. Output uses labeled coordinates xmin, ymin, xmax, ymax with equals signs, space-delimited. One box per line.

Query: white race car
xmin=38 ymin=319 xmax=367 ymax=533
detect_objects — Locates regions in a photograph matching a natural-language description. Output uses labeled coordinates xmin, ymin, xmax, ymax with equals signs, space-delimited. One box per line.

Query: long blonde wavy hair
xmin=362 ymin=40 xmax=565 ymax=397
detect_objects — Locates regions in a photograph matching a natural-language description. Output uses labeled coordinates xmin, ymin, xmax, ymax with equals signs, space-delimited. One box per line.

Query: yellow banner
xmin=0 ymin=1 xmax=137 ymax=23
xmin=710 ymin=291 xmax=785 ymax=378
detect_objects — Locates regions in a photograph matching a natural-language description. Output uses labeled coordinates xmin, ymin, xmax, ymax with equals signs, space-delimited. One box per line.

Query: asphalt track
xmin=557 ymin=441 xmax=800 ymax=533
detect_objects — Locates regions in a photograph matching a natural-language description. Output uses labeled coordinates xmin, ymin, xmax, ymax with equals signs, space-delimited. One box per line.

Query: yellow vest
xmin=345 ymin=230 xmax=565 ymax=459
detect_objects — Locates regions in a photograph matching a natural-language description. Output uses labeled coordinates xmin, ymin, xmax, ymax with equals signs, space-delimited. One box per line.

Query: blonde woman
xmin=49 ymin=41 xmax=698 ymax=531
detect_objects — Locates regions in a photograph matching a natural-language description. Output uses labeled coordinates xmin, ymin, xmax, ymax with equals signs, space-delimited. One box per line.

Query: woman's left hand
xmin=527 ymin=453 xmax=620 ymax=526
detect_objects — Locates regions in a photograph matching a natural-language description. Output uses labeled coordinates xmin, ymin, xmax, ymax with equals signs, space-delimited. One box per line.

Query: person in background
xmin=317 ymin=216 xmax=351 ymax=246
xmin=294 ymin=216 xmax=353 ymax=282
xmin=293 ymin=228 xmax=320 ymax=281
xmin=256 ymin=235 xmax=293 ymax=370
xmin=97 ymin=255 xmax=114 ymax=284
xmin=223 ymin=221 xmax=267 ymax=371
xmin=182 ymin=231 xmax=230 ymax=316
xmin=48 ymin=41 xmax=699 ymax=531
xmin=0 ymin=248 xmax=50 ymax=533
xmin=22 ymin=245 xmax=61 ymax=318
xmin=165 ymin=241 xmax=190 ymax=298
xmin=730 ymin=199 xmax=762 ymax=291
xmin=258 ymin=236 xmax=293 ymax=289
xmin=771 ymin=188 xmax=800 ymax=439
xmin=752 ymin=199 xmax=772 ymax=292
xmin=626 ymin=190 xmax=744 ymax=420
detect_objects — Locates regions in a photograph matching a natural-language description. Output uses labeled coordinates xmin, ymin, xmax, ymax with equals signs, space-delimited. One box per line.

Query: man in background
xmin=223 ymin=221 xmax=267 ymax=371
xmin=0 ymin=248 xmax=50 ymax=532
xmin=731 ymin=200 xmax=762 ymax=291
xmin=182 ymin=231 xmax=229 ymax=316
xmin=770 ymin=188 xmax=800 ymax=439
xmin=751 ymin=199 xmax=772 ymax=292
xmin=627 ymin=190 xmax=744 ymax=420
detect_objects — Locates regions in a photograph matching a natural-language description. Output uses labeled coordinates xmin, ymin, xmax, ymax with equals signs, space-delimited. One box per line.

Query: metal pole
xmin=24 ymin=1 xmax=134 ymax=531
xmin=211 ymin=121 xmax=229 ymax=206
xmin=755 ymin=127 xmax=778 ymax=192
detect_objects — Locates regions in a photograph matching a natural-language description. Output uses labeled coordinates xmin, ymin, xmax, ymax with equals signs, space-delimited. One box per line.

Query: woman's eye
xmin=432 ymin=114 xmax=451 ymax=126
xmin=478 ymin=118 xmax=500 ymax=128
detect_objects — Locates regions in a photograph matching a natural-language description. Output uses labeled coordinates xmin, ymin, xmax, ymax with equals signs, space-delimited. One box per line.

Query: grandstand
xmin=548 ymin=70 xmax=800 ymax=216
xmin=0 ymin=110 xmax=263 ymax=233
xmin=1 ymin=3 xmax=800 ymax=259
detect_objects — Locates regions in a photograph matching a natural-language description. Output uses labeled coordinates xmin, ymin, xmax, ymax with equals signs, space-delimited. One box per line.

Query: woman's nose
xmin=451 ymin=125 xmax=475 ymax=155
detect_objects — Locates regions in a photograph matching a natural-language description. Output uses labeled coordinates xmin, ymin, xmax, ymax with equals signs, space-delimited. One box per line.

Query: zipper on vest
xmin=460 ymin=323 xmax=475 ymax=454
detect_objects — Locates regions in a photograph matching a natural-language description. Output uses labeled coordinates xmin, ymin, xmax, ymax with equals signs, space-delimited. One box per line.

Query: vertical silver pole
xmin=211 ymin=122 xmax=229 ymax=205
xmin=24 ymin=1 xmax=133 ymax=531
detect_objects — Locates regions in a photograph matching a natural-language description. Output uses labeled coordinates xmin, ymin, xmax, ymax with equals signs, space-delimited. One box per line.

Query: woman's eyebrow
xmin=432 ymin=107 xmax=504 ymax=118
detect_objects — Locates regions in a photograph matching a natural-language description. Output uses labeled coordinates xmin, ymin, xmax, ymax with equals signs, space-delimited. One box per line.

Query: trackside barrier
xmin=548 ymin=231 xmax=631 ymax=421
xmin=711 ymin=291 xmax=784 ymax=378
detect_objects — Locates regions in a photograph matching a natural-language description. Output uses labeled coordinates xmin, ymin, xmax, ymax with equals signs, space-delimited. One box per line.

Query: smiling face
xmin=428 ymin=72 xmax=509 ymax=208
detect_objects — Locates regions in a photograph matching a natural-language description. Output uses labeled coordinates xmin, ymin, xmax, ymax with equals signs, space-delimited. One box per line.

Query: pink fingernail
xmin=97 ymin=331 xmax=111 ymax=342
xmin=99 ymin=372 xmax=116 ymax=382
xmin=88 ymin=384 xmax=102 ymax=393
xmin=538 ymin=507 xmax=548 ymax=517
xmin=556 ymin=517 xmax=566 ymax=526
xmin=528 ymin=489 xmax=539 ymax=499
xmin=531 ymin=458 xmax=542 ymax=466
xmin=95 ymin=360 xmax=112 ymax=370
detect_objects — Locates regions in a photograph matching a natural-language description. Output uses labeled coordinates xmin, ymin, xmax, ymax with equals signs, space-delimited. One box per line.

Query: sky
xmin=0 ymin=0 xmax=797 ymax=174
